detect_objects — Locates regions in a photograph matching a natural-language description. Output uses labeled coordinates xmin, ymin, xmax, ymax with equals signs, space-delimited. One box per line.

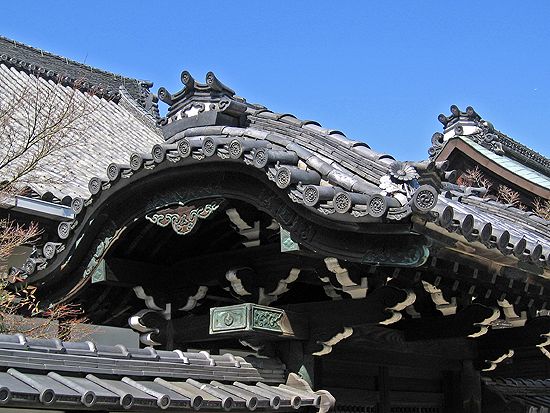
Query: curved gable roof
xmin=4 ymin=71 xmax=550 ymax=305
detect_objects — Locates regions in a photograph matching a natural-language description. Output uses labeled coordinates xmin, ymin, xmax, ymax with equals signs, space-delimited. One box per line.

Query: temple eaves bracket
xmin=324 ymin=257 xmax=368 ymax=299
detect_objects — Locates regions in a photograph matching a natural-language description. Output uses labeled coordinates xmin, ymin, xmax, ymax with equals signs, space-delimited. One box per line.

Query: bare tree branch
xmin=0 ymin=75 xmax=102 ymax=337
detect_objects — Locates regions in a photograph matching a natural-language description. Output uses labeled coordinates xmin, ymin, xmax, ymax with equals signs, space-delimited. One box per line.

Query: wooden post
xmin=443 ymin=370 xmax=461 ymax=413
xmin=378 ymin=366 xmax=390 ymax=413
xmin=460 ymin=360 xmax=481 ymax=413
xmin=277 ymin=341 xmax=316 ymax=388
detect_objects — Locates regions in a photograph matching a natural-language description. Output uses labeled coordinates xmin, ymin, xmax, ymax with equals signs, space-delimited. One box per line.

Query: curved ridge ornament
xmin=145 ymin=200 xmax=222 ymax=235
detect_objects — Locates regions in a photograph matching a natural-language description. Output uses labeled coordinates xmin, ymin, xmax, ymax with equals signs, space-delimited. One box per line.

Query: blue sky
xmin=2 ymin=1 xmax=549 ymax=161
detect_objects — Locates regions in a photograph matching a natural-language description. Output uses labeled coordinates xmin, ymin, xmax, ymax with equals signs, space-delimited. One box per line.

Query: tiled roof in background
xmin=0 ymin=36 xmax=151 ymax=103
xmin=494 ymin=129 xmax=550 ymax=174
xmin=0 ymin=42 xmax=164 ymax=200
xmin=431 ymin=105 xmax=550 ymax=180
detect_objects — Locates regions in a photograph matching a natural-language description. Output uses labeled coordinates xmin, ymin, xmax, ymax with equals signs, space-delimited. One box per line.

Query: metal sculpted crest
xmin=145 ymin=200 xmax=222 ymax=235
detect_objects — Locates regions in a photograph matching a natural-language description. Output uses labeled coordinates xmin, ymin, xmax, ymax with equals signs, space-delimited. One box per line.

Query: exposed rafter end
xmin=312 ymin=327 xmax=354 ymax=356
xmin=379 ymin=290 xmax=416 ymax=325
xmin=226 ymin=268 xmax=253 ymax=296
xmin=481 ymin=349 xmax=514 ymax=372
xmin=468 ymin=307 xmax=500 ymax=338
xmin=226 ymin=208 xmax=261 ymax=247
xmin=324 ymin=257 xmax=368 ymax=299
xmin=258 ymin=268 xmax=300 ymax=305
xmin=422 ymin=281 xmax=457 ymax=316
xmin=133 ymin=286 xmax=164 ymax=312
xmin=497 ymin=299 xmax=527 ymax=328
xmin=179 ymin=286 xmax=208 ymax=311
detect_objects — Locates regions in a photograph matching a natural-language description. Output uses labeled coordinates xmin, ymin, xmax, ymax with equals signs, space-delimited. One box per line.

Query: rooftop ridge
xmin=494 ymin=128 xmax=550 ymax=171
xmin=0 ymin=35 xmax=151 ymax=87
xmin=0 ymin=35 xmax=155 ymax=108
xmin=431 ymin=104 xmax=550 ymax=176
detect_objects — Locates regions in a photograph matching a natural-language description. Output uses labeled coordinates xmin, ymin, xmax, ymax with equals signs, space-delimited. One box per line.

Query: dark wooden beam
xmin=460 ymin=360 xmax=482 ymax=413
xmin=138 ymin=286 xmax=413 ymax=353
xmin=378 ymin=366 xmax=390 ymax=413
xmin=105 ymin=243 xmax=328 ymax=289
xmin=283 ymin=285 xmax=413 ymax=354
xmin=347 ymin=325 xmax=477 ymax=360
xmin=327 ymin=342 xmax=465 ymax=371
xmin=476 ymin=316 xmax=550 ymax=350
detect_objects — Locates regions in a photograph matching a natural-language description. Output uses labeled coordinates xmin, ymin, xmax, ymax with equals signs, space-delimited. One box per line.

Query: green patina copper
xmin=280 ymin=228 xmax=300 ymax=252
xmin=361 ymin=241 xmax=430 ymax=267
xmin=210 ymin=303 xmax=286 ymax=335
xmin=145 ymin=201 xmax=221 ymax=235
xmin=91 ymin=259 xmax=106 ymax=284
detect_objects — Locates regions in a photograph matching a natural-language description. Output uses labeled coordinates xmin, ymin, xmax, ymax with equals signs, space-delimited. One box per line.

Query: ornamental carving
xmin=389 ymin=161 xmax=419 ymax=182
xmin=252 ymin=307 xmax=283 ymax=331
xmin=361 ymin=244 xmax=429 ymax=267
xmin=411 ymin=185 xmax=438 ymax=213
xmin=428 ymin=106 xmax=515 ymax=160
xmin=84 ymin=227 xmax=126 ymax=278
xmin=145 ymin=200 xmax=222 ymax=235
xmin=210 ymin=306 xmax=248 ymax=333
xmin=210 ymin=303 xmax=288 ymax=336
xmin=379 ymin=161 xmax=420 ymax=205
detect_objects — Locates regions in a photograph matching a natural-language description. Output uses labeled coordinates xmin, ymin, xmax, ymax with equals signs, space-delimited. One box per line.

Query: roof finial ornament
xmin=429 ymin=104 xmax=490 ymax=159
xmin=438 ymin=104 xmax=481 ymax=128
xmin=159 ymin=70 xmax=236 ymax=104
xmin=206 ymin=71 xmax=235 ymax=95
xmin=428 ymin=104 xmax=528 ymax=159
xmin=157 ymin=87 xmax=173 ymax=105
xmin=157 ymin=71 xmax=245 ymax=137
xmin=181 ymin=70 xmax=195 ymax=90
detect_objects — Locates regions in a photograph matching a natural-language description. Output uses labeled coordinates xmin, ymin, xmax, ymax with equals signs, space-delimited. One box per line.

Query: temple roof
xmin=434 ymin=193 xmax=550 ymax=264
xmin=0 ymin=333 xmax=328 ymax=411
xmin=0 ymin=56 xmax=546 ymax=310
xmin=458 ymin=137 xmax=550 ymax=190
xmin=429 ymin=105 xmax=550 ymax=198
xmin=4 ymin=71 xmax=549 ymax=294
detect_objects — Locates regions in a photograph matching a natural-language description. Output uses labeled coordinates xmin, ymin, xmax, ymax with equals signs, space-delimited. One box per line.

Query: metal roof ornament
xmin=157 ymin=71 xmax=246 ymax=138
xmin=145 ymin=200 xmax=222 ymax=235
xmin=379 ymin=161 xmax=421 ymax=205
xmin=388 ymin=161 xmax=419 ymax=182
xmin=429 ymin=104 xmax=550 ymax=176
